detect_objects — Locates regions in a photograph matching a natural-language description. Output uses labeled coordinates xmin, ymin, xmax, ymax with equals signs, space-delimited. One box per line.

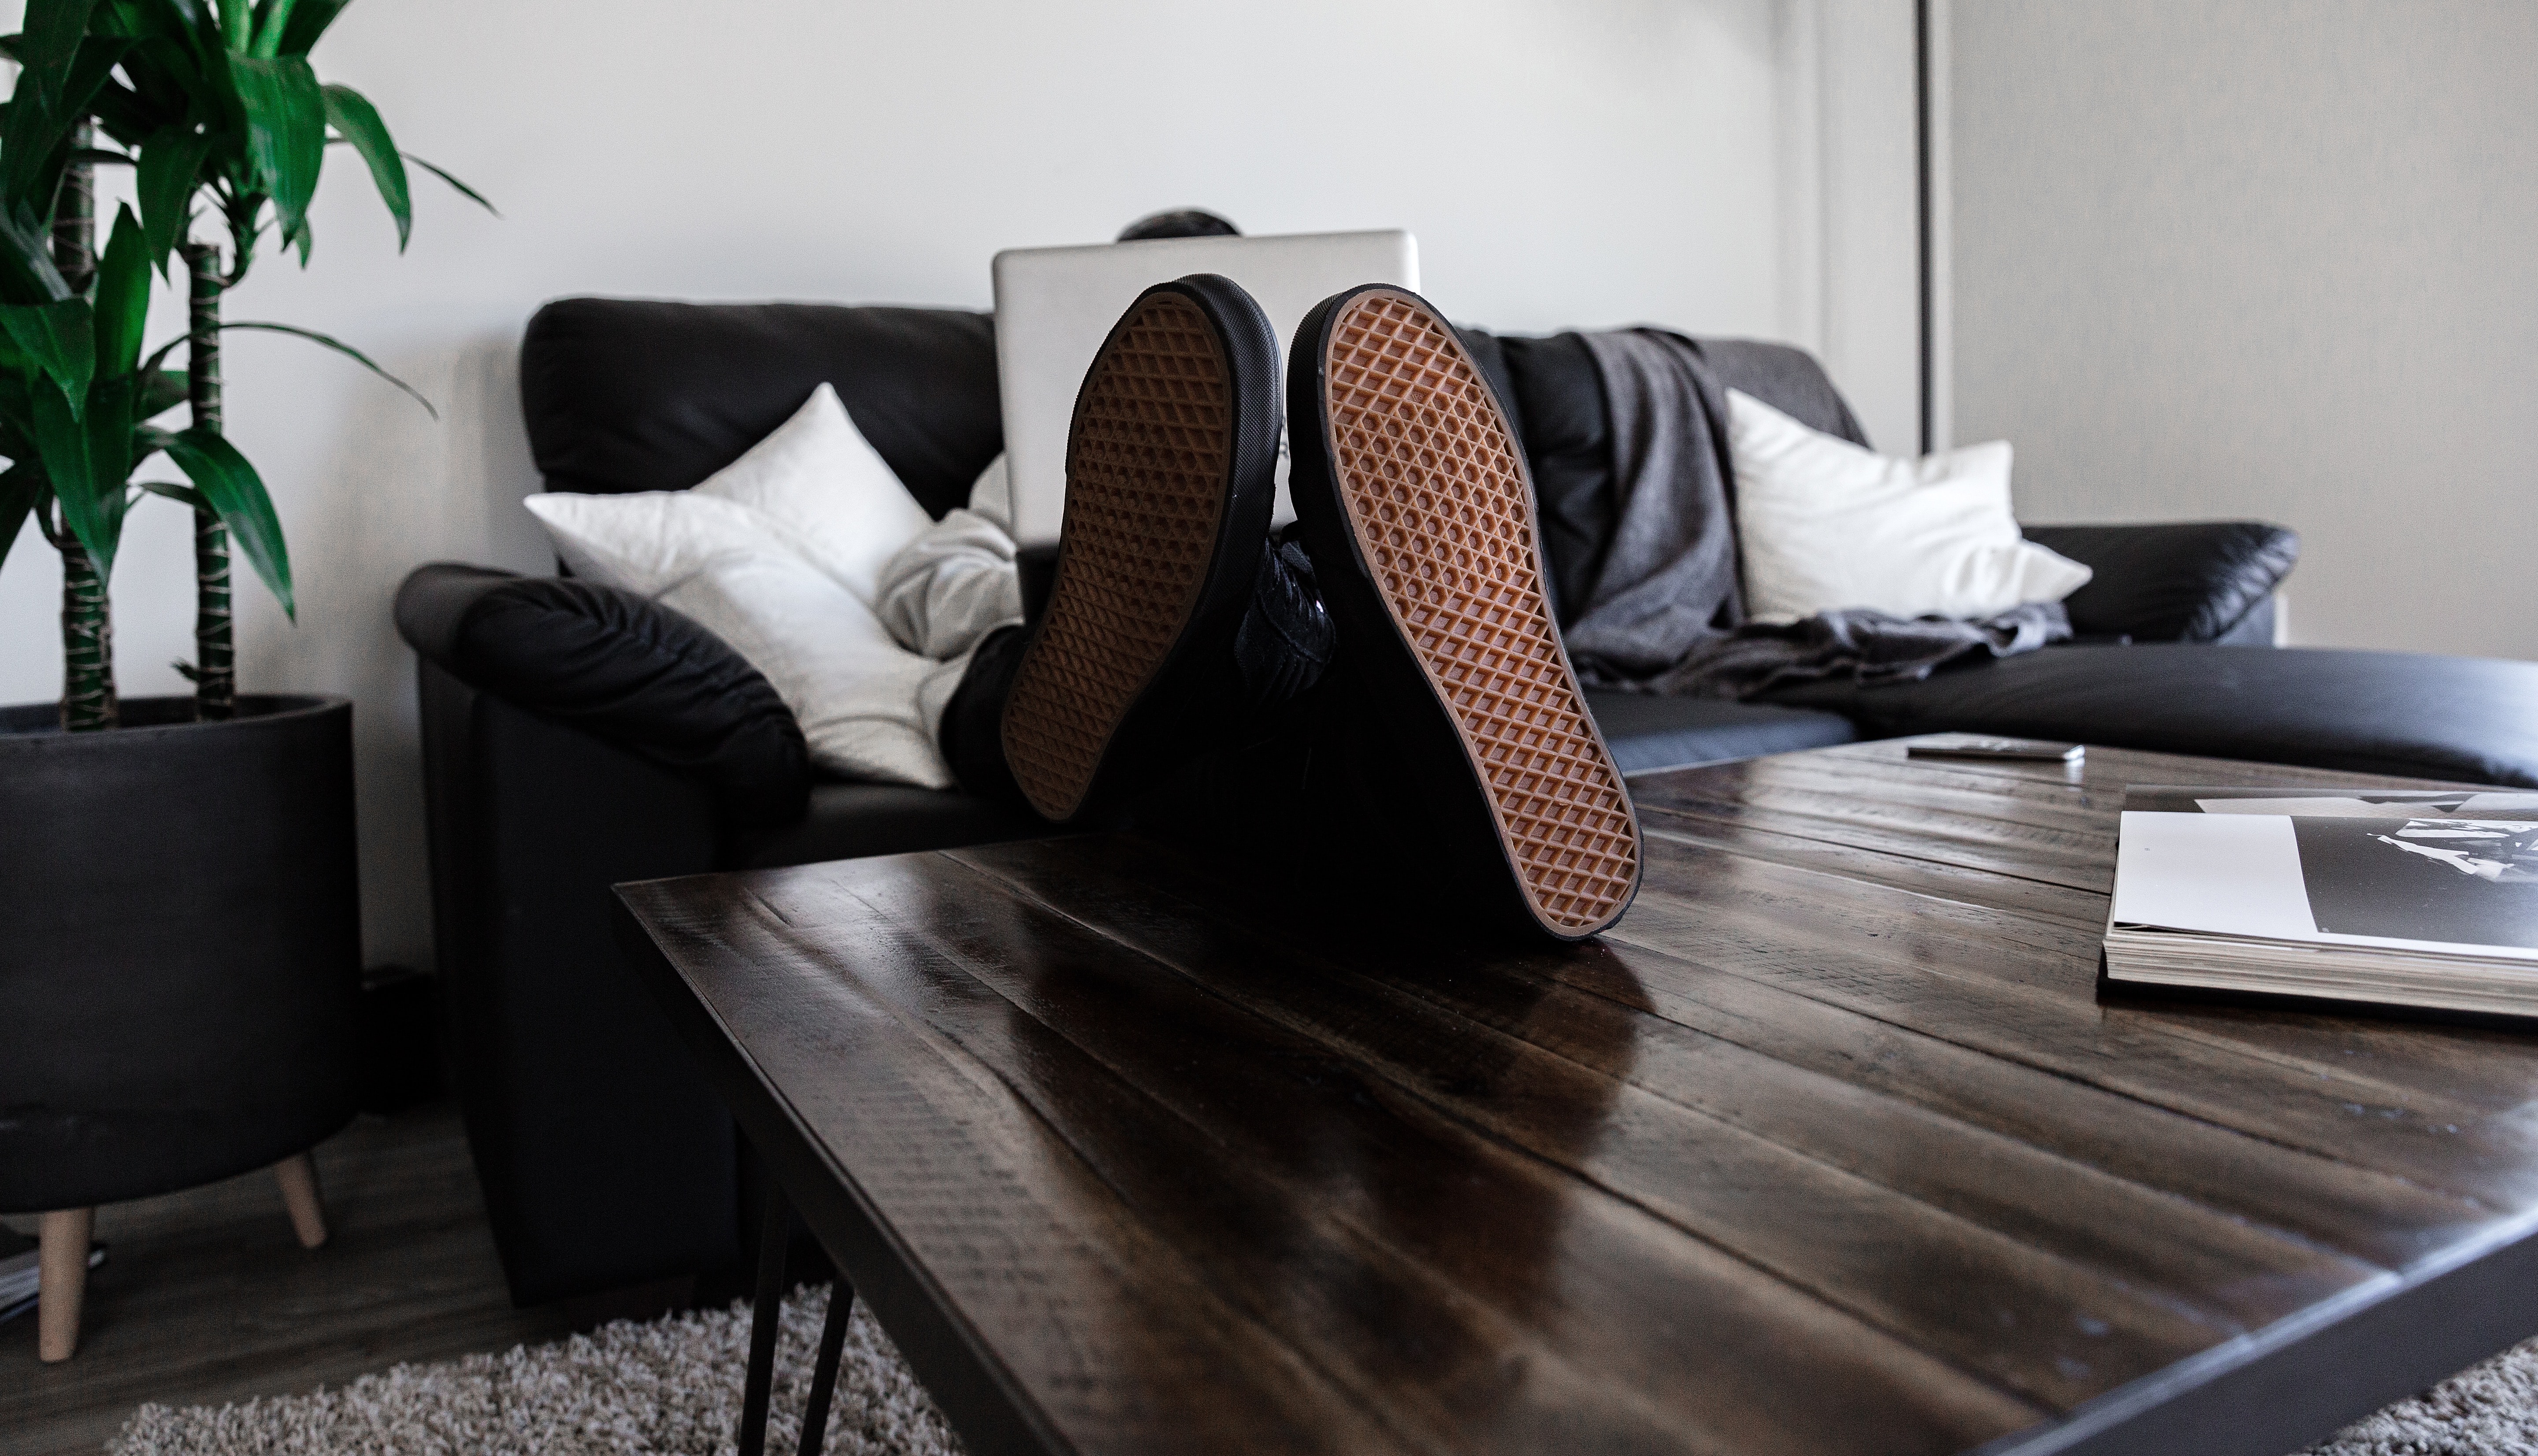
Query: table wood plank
xmin=1610 ymin=845 xmax=2538 ymax=1209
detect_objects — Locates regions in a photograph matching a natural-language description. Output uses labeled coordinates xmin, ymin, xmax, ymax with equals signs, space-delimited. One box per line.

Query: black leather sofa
xmin=398 ymin=297 xmax=2538 ymax=1308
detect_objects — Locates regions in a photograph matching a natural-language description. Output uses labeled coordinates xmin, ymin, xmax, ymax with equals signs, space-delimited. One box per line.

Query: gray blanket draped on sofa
xmin=1559 ymin=327 xmax=2067 ymax=698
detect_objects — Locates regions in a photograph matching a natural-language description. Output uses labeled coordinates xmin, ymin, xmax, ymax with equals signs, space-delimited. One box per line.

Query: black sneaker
xmin=1286 ymin=285 xmax=1643 ymax=939
xmin=999 ymin=274 xmax=1288 ymax=825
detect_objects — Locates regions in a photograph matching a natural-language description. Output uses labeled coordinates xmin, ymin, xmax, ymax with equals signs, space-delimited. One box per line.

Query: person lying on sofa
xmin=502 ymin=265 xmax=1645 ymax=941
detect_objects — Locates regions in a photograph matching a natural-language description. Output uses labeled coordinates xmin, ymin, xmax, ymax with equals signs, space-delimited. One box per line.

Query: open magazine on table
xmin=2105 ymin=785 xmax=2538 ymax=1016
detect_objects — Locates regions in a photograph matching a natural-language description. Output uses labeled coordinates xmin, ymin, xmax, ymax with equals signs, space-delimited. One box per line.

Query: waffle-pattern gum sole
xmin=1318 ymin=290 xmax=1641 ymax=934
xmin=1002 ymin=293 xmax=1232 ymax=822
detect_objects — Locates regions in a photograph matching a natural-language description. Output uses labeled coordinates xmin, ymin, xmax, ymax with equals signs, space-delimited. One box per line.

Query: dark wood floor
xmin=1 ymin=1102 xmax=609 ymax=1456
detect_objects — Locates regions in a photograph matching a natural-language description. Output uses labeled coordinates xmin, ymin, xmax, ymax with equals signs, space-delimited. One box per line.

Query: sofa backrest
xmin=518 ymin=299 xmax=1871 ymax=612
xmin=520 ymin=299 xmax=1003 ymax=520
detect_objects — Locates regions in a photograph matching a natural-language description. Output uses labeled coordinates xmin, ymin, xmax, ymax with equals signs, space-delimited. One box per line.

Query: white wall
xmin=1792 ymin=0 xmax=1924 ymax=455
xmin=4 ymin=0 xmax=1896 ymax=970
xmin=1950 ymin=0 xmax=2538 ymax=659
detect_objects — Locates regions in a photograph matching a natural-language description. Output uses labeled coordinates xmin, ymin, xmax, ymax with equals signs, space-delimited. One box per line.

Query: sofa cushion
xmin=523 ymin=384 xmax=966 ymax=789
xmin=1728 ymin=389 xmax=2090 ymax=623
xmin=2022 ymin=522 xmax=2298 ymax=643
xmin=1584 ymin=689 xmax=1858 ymax=775
xmin=520 ymin=299 xmax=1002 ymax=519
xmin=727 ymin=781 xmax=1044 ymax=869
xmin=1762 ymin=644 xmax=2538 ymax=788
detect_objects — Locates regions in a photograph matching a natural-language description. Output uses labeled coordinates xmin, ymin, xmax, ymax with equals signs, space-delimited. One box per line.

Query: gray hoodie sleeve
xmin=875 ymin=454 xmax=1027 ymax=660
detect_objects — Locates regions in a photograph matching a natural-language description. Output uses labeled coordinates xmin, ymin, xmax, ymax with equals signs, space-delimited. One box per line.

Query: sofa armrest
xmin=2021 ymin=521 xmax=2298 ymax=643
xmin=396 ymin=563 xmax=810 ymax=827
xmin=416 ymin=659 xmax=737 ymax=1304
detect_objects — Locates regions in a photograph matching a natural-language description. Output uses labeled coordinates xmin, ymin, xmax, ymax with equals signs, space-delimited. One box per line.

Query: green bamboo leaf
xmin=0 ymin=358 xmax=36 ymax=434
xmin=229 ymin=53 xmax=323 ymax=252
xmin=139 ymin=365 xmax=189 ymax=418
xmin=0 ymin=462 xmax=40 ymax=576
xmin=0 ymin=300 xmax=95 ymax=412
xmin=162 ymin=424 xmax=291 ymax=618
xmin=137 ymin=333 xmax=189 ymax=378
xmin=401 ymin=151 xmax=496 ymax=216
xmin=0 ymin=36 xmax=137 ymax=223
xmin=20 ymin=0 xmax=104 ymax=107
xmin=319 ymin=84 xmax=407 ymax=249
xmin=274 ymin=0 xmax=346 ymax=56
xmin=87 ymin=80 xmax=162 ymax=148
xmin=137 ymin=124 xmax=213 ymax=274
xmin=137 ymin=476 xmax=208 ymax=510
xmin=223 ymin=319 xmax=434 ymax=416
xmin=93 ymin=37 xmax=211 ymax=150
xmin=87 ymin=370 xmax=139 ymax=483
xmin=31 ymin=382 xmax=111 ymax=573
xmin=93 ymin=206 xmax=153 ymax=376
xmin=249 ymin=0 xmax=293 ymax=56
xmin=93 ymin=1 xmax=206 ymax=45
xmin=0 ymin=207 xmax=72 ymax=304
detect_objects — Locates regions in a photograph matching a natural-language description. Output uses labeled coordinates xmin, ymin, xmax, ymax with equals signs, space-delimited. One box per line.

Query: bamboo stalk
xmin=186 ymin=242 xmax=234 ymax=721
xmin=58 ymin=532 xmax=116 ymax=730
xmin=52 ymin=122 xmax=93 ymax=296
xmin=54 ymin=132 xmax=112 ymax=730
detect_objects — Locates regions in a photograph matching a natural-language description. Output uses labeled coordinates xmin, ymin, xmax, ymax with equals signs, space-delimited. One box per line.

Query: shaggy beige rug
xmin=108 ymin=1284 xmax=962 ymax=1456
xmin=2299 ymin=1336 xmax=2538 ymax=1456
xmin=98 ymin=1281 xmax=2538 ymax=1455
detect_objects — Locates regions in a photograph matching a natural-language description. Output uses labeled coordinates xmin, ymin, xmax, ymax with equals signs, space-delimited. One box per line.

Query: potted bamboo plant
xmin=0 ymin=0 xmax=486 ymax=1363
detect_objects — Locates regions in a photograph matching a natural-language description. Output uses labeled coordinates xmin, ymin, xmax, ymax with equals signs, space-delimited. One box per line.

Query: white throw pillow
xmin=523 ymin=385 xmax=965 ymax=789
xmin=1726 ymin=388 xmax=2091 ymax=623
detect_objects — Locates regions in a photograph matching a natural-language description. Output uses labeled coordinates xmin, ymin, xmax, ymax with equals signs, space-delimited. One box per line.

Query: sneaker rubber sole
xmin=1000 ymin=278 xmax=1279 ymax=824
xmin=1289 ymin=285 xmax=1642 ymax=938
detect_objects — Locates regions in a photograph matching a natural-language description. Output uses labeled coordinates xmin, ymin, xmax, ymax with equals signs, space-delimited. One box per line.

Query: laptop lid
xmin=992 ymin=229 xmax=1419 ymax=545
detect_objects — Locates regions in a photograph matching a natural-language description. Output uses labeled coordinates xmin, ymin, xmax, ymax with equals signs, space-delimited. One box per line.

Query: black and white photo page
xmin=2106 ymin=786 xmax=2538 ymax=1015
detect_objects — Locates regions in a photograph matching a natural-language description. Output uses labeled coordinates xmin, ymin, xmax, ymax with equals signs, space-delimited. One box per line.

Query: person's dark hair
xmin=1117 ymin=209 xmax=1240 ymax=242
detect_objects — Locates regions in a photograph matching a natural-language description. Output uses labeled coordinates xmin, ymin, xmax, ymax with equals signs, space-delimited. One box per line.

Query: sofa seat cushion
xmin=727 ymin=781 xmax=1046 ymax=870
xmin=1761 ymin=645 xmax=2538 ymax=787
xmin=1584 ymin=690 xmax=1858 ymax=776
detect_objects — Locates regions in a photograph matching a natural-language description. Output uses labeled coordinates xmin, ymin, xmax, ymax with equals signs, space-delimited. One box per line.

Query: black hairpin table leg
xmin=736 ymin=1177 xmax=793 ymax=1456
xmin=797 ymin=1281 xmax=857 ymax=1456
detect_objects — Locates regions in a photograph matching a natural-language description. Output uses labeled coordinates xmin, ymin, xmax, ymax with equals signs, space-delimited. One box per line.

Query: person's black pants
xmin=939 ymin=624 xmax=1506 ymax=931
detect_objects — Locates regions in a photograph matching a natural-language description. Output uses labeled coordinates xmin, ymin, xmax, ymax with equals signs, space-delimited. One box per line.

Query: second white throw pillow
xmin=523 ymin=385 xmax=963 ymax=789
xmin=1727 ymin=388 xmax=2090 ymax=623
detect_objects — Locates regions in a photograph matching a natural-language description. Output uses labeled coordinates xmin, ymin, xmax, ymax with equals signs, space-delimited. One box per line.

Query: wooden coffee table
xmin=613 ymin=738 xmax=2538 ymax=1456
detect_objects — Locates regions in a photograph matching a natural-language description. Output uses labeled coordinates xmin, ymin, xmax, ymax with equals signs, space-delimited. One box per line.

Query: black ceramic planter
xmin=0 ymin=695 xmax=362 ymax=1213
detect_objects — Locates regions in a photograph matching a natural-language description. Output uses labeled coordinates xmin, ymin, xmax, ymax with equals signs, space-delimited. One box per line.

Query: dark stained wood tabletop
xmin=614 ymin=738 xmax=2538 ymax=1456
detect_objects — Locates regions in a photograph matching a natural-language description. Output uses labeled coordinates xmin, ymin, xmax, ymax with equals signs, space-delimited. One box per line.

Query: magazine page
xmin=2112 ymin=790 xmax=2538 ymax=959
xmin=2122 ymin=786 xmax=2538 ymax=818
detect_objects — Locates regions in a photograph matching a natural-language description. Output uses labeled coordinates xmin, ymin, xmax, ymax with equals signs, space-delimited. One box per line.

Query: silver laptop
xmin=992 ymin=229 xmax=1420 ymax=545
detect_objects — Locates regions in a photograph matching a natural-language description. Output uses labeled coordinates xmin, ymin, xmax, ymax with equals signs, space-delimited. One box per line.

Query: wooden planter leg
xmin=274 ymin=1153 xmax=328 ymax=1249
xmin=37 ymin=1208 xmax=94 ymax=1363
